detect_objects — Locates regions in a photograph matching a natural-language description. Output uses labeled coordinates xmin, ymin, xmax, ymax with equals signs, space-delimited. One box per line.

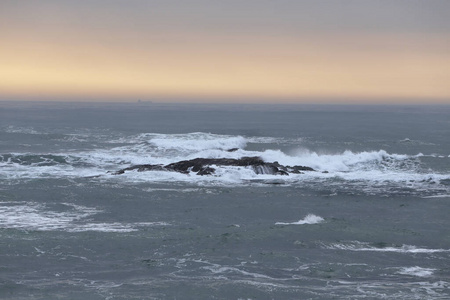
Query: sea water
xmin=0 ymin=101 xmax=449 ymax=299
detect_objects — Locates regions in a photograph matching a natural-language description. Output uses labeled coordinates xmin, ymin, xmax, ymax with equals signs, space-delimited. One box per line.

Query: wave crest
xmin=263 ymin=149 xmax=418 ymax=172
xmin=275 ymin=214 xmax=324 ymax=225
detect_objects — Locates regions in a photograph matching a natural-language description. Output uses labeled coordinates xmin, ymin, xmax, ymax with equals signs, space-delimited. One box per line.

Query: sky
xmin=1 ymin=0 xmax=449 ymax=104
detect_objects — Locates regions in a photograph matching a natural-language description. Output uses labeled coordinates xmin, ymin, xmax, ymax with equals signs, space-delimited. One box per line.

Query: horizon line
xmin=1 ymin=97 xmax=450 ymax=106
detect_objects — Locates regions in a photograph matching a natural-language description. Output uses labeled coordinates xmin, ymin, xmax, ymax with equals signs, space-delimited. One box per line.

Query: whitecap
xmin=264 ymin=149 xmax=414 ymax=173
xmin=275 ymin=214 xmax=324 ymax=225
xmin=324 ymin=241 xmax=450 ymax=253
xmin=398 ymin=138 xmax=412 ymax=143
xmin=398 ymin=266 xmax=435 ymax=277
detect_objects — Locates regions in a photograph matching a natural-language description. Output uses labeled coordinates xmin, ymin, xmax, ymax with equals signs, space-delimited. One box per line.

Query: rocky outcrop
xmin=112 ymin=156 xmax=315 ymax=176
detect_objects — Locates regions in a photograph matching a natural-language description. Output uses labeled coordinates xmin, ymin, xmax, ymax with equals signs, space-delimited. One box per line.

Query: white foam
xmin=75 ymin=133 xmax=250 ymax=168
xmin=147 ymin=132 xmax=247 ymax=152
xmin=2 ymin=132 xmax=450 ymax=195
xmin=0 ymin=202 xmax=167 ymax=232
xmin=275 ymin=214 xmax=324 ymax=225
xmin=144 ymin=188 xmax=201 ymax=192
xmin=0 ymin=202 xmax=98 ymax=231
xmin=422 ymin=195 xmax=450 ymax=198
xmin=0 ymin=162 xmax=104 ymax=180
xmin=398 ymin=267 xmax=435 ymax=277
xmin=262 ymin=149 xmax=414 ymax=173
xmin=117 ymin=165 xmax=272 ymax=185
xmin=88 ymin=146 xmax=450 ymax=190
xmin=325 ymin=241 xmax=450 ymax=253
xmin=202 ymin=265 xmax=272 ymax=279
xmin=3 ymin=125 xmax=42 ymax=135
xmin=68 ymin=222 xmax=169 ymax=233
xmin=246 ymin=136 xmax=303 ymax=144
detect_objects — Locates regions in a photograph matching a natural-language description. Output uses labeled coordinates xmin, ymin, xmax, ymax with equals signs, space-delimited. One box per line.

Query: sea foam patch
xmin=0 ymin=202 xmax=167 ymax=232
xmin=323 ymin=241 xmax=450 ymax=253
xmin=0 ymin=202 xmax=98 ymax=231
xmin=3 ymin=125 xmax=42 ymax=135
xmin=398 ymin=267 xmax=435 ymax=277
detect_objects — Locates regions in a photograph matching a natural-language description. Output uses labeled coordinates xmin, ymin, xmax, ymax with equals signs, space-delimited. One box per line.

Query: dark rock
xmin=290 ymin=165 xmax=315 ymax=173
xmin=165 ymin=157 xmax=267 ymax=173
xmin=197 ymin=167 xmax=215 ymax=176
xmin=111 ymin=164 xmax=166 ymax=175
xmin=113 ymin=156 xmax=317 ymax=176
xmin=226 ymin=148 xmax=239 ymax=152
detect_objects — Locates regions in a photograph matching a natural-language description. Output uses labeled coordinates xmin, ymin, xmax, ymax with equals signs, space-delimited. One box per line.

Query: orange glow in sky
xmin=1 ymin=1 xmax=449 ymax=103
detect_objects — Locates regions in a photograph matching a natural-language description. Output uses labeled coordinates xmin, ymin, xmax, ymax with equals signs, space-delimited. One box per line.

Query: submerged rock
xmin=112 ymin=164 xmax=166 ymax=175
xmin=112 ymin=156 xmax=316 ymax=176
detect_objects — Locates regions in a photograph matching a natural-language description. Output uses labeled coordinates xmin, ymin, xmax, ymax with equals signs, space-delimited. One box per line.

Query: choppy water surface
xmin=1 ymin=102 xmax=449 ymax=299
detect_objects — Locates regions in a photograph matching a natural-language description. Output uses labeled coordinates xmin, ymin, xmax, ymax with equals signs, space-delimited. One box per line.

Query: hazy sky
xmin=1 ymin=0 xmax=449 ymax=103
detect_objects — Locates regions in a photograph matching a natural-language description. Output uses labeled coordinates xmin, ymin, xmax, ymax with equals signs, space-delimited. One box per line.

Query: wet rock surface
xmin=112 ymin=157 xmax=315 ymax=176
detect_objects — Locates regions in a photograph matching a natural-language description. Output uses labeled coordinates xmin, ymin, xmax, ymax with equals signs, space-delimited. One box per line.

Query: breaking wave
xmin=1 ymin=132 xmax=449 ymax=195
xmin=275 ymin=214 xmax=324 ymax=225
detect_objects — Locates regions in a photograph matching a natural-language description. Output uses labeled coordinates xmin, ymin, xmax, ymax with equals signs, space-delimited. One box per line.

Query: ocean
xmin=0 ymin=101 xmax=449 ymax=299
